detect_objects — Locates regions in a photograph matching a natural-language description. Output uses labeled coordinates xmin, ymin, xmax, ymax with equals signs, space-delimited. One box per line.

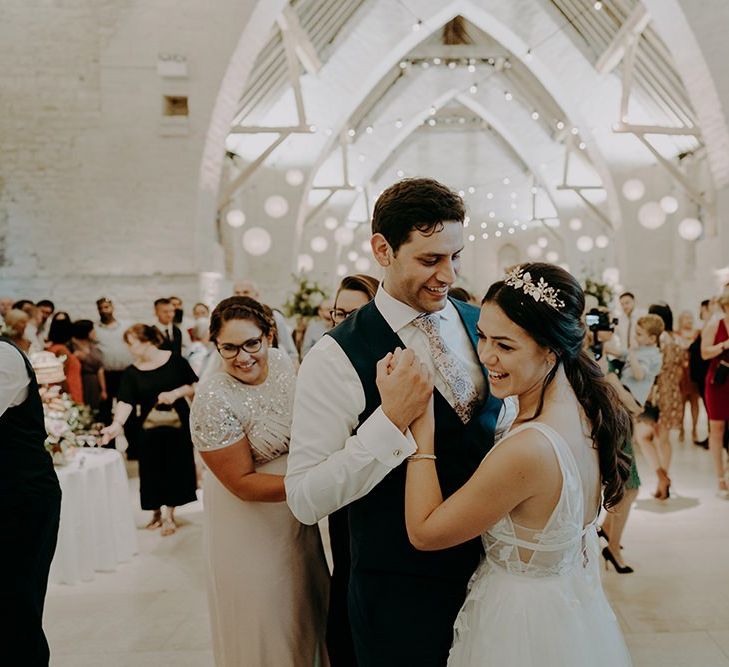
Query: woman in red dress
xmin=701 ymin=289 xmax=729 ymax=498
xmin=47 ymin=312 xmax=84 ymax=404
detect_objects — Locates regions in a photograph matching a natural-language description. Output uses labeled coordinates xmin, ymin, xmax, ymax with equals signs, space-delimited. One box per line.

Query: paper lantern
xmin=334 ymin=227 xmax=354 ymax=246
xmin=526 ymin=244 xmax=543 ymax=259
xmin=285 ymin=169 xmax=304 ymax=186
xmin=355 ymin=257 xmax=371 ymax=272
xmin=569 ymin=218 xmax=582 ymax=231
xmin=595 ymin=235 xmax=609 ymax=248
xmin=660 ymin=195 xmax=679 ymax=214
xmin=622 ymin=179 xmax=645 ymax=202
xmin=226 ymin=209 xmax=245 ymax=228
xmin=297 ymin=254 xmax=314 ymax=272
xmin=264 ymin=195 xmax=289 ymax=219
xmin=324 ymin=217 xmax=338 ymax=230
xmin=242 ymin=227 xmax=271 ymax=256
xmin=678 ymin=217 xmax=703 ymax=240
xmin=576 ymin=236 xmax=594 ymax=252
xmin=310 ymin=236 xmax=328 ymax=253
xmin=638 ymin=201 xmax=666 ymax=229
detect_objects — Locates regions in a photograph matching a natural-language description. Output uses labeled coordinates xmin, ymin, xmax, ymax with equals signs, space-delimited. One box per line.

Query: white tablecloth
xmin=50 ymin=448 xmax=138 ymax=585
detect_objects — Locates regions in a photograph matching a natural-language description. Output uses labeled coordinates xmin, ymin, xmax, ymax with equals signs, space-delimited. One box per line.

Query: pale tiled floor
xmin=46 ymin=427 xmax=729 ymax=667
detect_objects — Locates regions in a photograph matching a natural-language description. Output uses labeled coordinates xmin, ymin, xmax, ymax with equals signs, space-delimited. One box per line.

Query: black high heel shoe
xmin=597 ymin=527 xmax=623 ymax=549
xmin=601 ymin=547 xmax=633 ymax=574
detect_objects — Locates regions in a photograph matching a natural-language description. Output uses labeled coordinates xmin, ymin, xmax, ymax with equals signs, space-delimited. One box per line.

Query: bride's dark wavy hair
xmin=482 ymin=263 xmax=632 ymax=509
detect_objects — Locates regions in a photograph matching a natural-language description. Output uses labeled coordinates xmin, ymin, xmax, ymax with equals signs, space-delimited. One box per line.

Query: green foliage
xmin=282 ymin=275 xmax=330 ymax=318
xmin=583 ymin=276 xmax=614 ymax=308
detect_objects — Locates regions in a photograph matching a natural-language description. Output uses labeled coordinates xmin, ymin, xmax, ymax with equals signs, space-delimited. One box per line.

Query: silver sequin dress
xmin=190 ymin=348 xmax=329 ymax=667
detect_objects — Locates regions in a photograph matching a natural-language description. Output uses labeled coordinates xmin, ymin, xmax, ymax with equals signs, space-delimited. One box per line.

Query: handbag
xmin=142 ymin=403 xmax=182 ymax=430
xmin=712 ymin=358 xmax=729 ymax=386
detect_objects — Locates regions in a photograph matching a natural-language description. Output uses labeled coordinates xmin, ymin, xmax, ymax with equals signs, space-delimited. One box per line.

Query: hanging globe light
xmin=576 ymin=236 xmax=594 ymax=252
xmin=569 ymin=218 xmax=583 ymax=231
xmin=660 ymin=195 xmax=679 ymax=214
xmin=622 ymin=179 xmax=645 ymax=202
xmin=310 ymin=236 xmax=328 ymax=253
xmin=264 ymin=195 xmax=289 ymax=218
xmin=355 ymin=257 xmax=371 ymax=272
xmin=324 ymin=217 xmax=339 ymax=230
xmin=677 ymin=217 xmax=703 ymax=240
xmin=334 ymin=227 xmax=354 ymax=246
xmin=336 ymin=264 xmax=347 ymax=277
xmin=595 ymin=235 xmax=609 ymax=248
xmin=285 ymin=169 xmax=304 ymax=186
xmin=526 ymin=244 xmax=543 ymax=259
xmin=546 ymin=251 xmax=559 ymax=263
xmin=638 ymin=201 xmax=666 ymax=229
xmin=226 ymin=209 xmax=246 ymax=228
xmin=242 ymin=227 xmax=271 ymax=256
xmin=602 ymin=267 xmax=620 ymax=285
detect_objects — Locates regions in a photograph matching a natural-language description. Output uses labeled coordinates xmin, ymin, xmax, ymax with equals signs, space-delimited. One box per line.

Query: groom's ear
xmin=371 ymin=233 xmax=392 ymax=267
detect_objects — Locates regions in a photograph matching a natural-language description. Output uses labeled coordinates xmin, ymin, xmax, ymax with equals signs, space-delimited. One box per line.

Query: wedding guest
xmin=676 ymin=309 xmax=701 ymax=442
xmin=71 ymin=319 xmax=106 ymax=411
xmin=3 ymin=309 xmax=31 ymax=353
xmin=615 ymin=291 xmax=647 ymax=350
xmin=47 ymin=312 xmax=84 ymax=403
xmin=153 ymin=297 xmax=190 ymax=358
xmin=190 ymin=297 xmax=328 ymax=666
xmin=100 ymin=324 xmax=198 ymax=534
xmin=187 ymin=318 xmax=214 ymax=377
xmin=22 ymin=303 xmax=46 ymax=353
xmin=648 ymin=303 xmax=684 ymax=499
xmin=169 ymin=295 xmax=185 ymax=326
xmin=286 ymin=178 xmax=514 ymax=667
xmin=192 ymin=302 xmax=210 ymax=320
xmin=0 ymin=296 xmax=14 ymax=325
xmin=447 ymin=286 xmax=475 ymax=304
xmin=233 ymin=279 xmax=299 ymax=364
xmin=329 ymin=274 xmax=380 ymax=326
xmin=95 ymin=297 xmax=134 ymax=447
xmin=35 ymin=299 xmax=55 ymax=342
xmin=301 ymin=298 xmax=334 ymax=357
xmin=701 ymin=287 xmax=729 ymax=498
xmin=0 ymin=336 xmax=61 ymax=666
xmin=403 ymin=263 xmax=632 ymax=665
xmin=689 ymin=299 xmax=712 ymax=447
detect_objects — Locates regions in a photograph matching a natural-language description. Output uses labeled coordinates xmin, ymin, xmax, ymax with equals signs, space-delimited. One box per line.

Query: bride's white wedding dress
xmin=448 ymin=421 xmax=632 ymax=666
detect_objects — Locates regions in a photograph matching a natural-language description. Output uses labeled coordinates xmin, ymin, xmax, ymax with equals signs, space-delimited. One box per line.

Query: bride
xmin=395 ymin=263 xmax=633 ymax=666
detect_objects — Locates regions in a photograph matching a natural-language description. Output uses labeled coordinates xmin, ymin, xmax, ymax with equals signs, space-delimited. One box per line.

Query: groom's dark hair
xmin=372 ymin=178 xmax=465 ymax=254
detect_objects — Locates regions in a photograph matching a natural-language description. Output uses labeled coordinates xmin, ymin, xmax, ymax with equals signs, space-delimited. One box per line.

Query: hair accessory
xmin=504 ymin=266 xmax=565 ymax=310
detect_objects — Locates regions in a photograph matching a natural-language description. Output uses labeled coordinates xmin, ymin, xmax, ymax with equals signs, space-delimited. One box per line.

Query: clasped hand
xmin=376 ymin=347 xmax=434 ymax=434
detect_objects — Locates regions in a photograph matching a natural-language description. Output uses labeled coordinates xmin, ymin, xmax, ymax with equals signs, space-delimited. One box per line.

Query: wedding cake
xmin=30 ymin=351 xmax=66 ymax=384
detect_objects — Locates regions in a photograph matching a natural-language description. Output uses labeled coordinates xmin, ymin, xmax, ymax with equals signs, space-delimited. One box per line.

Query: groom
xmin=286 ymin=178 xmax=513 ymax=666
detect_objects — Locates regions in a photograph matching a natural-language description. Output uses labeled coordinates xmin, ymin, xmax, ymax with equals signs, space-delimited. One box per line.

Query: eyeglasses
xmin=217 ymin=336 xmax=264 ymax=359
xmin=330 ymin=308 xmax=358 ymax=324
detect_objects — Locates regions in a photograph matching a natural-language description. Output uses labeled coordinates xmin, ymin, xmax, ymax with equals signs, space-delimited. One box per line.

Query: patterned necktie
xmin=412 ymin=313 xmax=480 ymax=423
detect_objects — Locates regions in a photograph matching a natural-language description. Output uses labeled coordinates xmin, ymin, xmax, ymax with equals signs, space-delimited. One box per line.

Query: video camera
xmin=585 ymin=308 xmax=618 ymax=361
xmin=585 ymin=308 xmax=618 ymax=333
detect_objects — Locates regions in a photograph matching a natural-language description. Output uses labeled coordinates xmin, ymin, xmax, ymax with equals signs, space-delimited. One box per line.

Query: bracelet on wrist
xmin=407 ymin=453 xmax=437 ymax=462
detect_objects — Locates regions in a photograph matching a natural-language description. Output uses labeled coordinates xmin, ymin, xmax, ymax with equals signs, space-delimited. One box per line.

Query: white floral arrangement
xmin=40 ymin=386 xmax=98 ymax=465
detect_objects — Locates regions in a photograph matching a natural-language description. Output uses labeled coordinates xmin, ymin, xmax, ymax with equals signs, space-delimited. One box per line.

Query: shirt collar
xmin=374 ymin=283 xmax=454 ymax=333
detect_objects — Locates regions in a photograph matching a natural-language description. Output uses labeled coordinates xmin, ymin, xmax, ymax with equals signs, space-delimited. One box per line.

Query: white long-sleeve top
xmin=285 ymin=285 xmax=516 ymax=525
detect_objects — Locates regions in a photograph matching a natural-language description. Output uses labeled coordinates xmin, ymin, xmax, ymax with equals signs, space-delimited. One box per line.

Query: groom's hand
xmin=376 ymin=348 xmax=433 ymax=433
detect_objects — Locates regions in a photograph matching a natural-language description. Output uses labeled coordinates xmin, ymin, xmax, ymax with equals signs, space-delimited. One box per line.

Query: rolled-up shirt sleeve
xmin=285 ymin=336 xmax=416 ymax=525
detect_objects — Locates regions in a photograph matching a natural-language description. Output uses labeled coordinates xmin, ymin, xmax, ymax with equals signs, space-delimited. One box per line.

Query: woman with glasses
xmin=330 ymin=273 xmax=380 ymax=325
xmin=189 ymin=296 xmax=328 ymax=667
xmin=100 ymin=324 xmax=198 ymax=535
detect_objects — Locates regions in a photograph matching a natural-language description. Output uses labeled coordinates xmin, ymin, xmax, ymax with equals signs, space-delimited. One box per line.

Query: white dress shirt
xmin=285 ymin=285 xmax=516 ymax=526
xmin=614 ymin=307 xmax=647 ymax=351
xmin=0 ymin=342 xmax=30 ymax=416
xmin=96 ymin=319 xmax=133 ymax=371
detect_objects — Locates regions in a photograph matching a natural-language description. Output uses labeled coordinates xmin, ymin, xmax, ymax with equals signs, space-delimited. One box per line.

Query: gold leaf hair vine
xmin=504 ymin=266 xmax=566 ymax=310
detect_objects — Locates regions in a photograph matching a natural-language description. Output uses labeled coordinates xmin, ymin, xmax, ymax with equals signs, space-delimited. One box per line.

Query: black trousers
xmin=0 ymin=492 xmax=61 ymax=666
xmin=349 ymin=571 xmax=468 ymax=667
xmin=326 ymin=509 xmax=357 ymax=667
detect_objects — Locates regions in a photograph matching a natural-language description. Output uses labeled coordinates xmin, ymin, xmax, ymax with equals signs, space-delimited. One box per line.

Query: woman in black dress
xmin=101 ymin=324 xmax=198 ymax=535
